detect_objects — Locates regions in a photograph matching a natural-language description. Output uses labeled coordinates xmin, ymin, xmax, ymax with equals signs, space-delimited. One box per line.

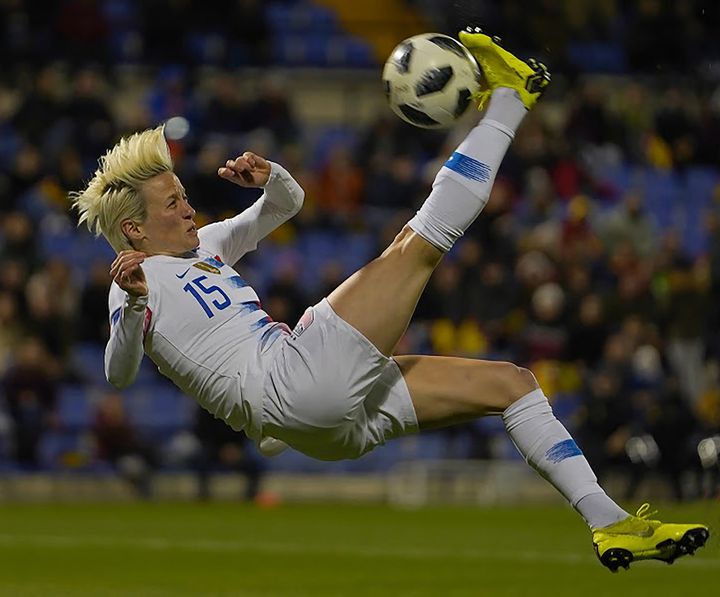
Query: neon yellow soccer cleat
xmin=458 ymin=26 xmax=550 ymax=110
xmin=592 ymin=503 xmax=710 ymax=572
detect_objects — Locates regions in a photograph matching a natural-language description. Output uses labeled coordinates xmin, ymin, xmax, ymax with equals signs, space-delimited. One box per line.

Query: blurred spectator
xmin=576 ymin=367 xmax=637 ymax=496
xmin=520 ymin=282 xmax=568 ymax=364
xmin=3 ymin=145 xmax=42 ymax=212
xmin=11 ymin=66 xmax=64 ymax=145
xmin=25 ymin=258 xmax=79 ymax=361
xmin=265 ymin=262 xmax=308 ymax=326
xmin=598 ymin=191 xmax=657 ymax=258
xmin=244 ymin=75 xmax=299 ymax=147
xmin=63 ymin=68 xmax=116 ymax=159
xmin=92 ymin=392 xmax=156 ymax=498
xmin=56 ymin=0 xmax=109 ymax=64
xmin=0 ymin=258 xmax=30 ymax=322
xmin=227 ymin=0 xmax=271 ymax=65
xmin=315 ymin=146 xmax=364 ymax=226
xmin=634 ymin=381 xmax=701 ymax=500
xmin=363 ymin=154 xmax=421 ymax=213
xmin=0 ymin=291 xmax=22 ymax=374
xmin=560 ymin=195 xmax=601 ymax=258
xmin=661 ymin=257 xmax=711 ymax=404
xmin=192 ymin=408 xmax=265 ymax=502
xmin=141 ymin=1 xmax=191 ymax=64
xmin=565 ymin=293 xmax=609 ymax=369
xmin=201 ymin=73 xmax=250 ymax=135
xmin=2 ymin=337 xmax=59 ymax=467
xmin=185 ymin=140 xmax=243 ymax=217
xmin=78 ymin=261 xmax=113 ymax=344
xmin=415 ymin=261 xmax=464 ymax=323
xmin=1 ymin=211 xmax=38 ymax=272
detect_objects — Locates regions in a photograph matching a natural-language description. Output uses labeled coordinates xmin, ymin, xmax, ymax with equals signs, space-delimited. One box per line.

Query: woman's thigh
xmin=326 ymin=226 xmax=442 ymax=356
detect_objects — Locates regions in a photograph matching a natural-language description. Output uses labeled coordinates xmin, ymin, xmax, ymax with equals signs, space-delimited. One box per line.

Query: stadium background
xmin=0 ymin=2 xmax=719 ymax=593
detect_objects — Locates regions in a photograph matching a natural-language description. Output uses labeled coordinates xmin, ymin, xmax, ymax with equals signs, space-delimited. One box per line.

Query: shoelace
xmin=635 ymin=502 xmax=659 ymax=520
xmin=473 ymin=89 xmax=493 ymax=111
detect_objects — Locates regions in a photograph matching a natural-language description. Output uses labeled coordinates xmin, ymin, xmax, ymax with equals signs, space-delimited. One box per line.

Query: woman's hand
xmin=110 ymin=250 xmax=148 ymax=297
xmin=217 ymin=151 xmax=272 ymax=188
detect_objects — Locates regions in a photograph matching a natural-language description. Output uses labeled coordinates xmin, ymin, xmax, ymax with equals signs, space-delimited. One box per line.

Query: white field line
xmin=0 ymin=533 xmax=717 ymax=569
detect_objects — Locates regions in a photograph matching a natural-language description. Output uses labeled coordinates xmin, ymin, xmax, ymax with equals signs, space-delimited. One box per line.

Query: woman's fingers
xmin=110 ymin=251 xmax=145 ymax=281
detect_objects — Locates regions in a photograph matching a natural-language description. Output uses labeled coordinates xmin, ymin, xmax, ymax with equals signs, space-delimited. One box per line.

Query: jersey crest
xmin=193 ymin=261 xmax=221 ymax=275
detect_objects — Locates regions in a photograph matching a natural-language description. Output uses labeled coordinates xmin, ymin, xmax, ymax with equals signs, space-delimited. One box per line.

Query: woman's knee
xmin=492 ymin=361 xmax=539 ymax=409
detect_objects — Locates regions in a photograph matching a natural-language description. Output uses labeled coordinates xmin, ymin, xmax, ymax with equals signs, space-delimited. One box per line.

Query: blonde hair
xmin=71 ymin=125 xmax=173 ymax=253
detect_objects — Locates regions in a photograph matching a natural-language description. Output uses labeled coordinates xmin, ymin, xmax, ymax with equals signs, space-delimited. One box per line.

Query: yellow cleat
xmin=592 ymin=503 xmax=710 ymax=572
xmin=458 ymin=26 xmax=550 ymax=110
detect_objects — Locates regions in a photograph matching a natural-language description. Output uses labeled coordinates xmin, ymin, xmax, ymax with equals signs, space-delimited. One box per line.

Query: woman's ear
xmin=121 ymin=220 xmax=143 ymax=245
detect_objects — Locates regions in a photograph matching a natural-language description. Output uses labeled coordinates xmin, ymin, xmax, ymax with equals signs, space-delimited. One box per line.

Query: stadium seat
xmin=70 ymin=342 xmax=107 ymax=386
xmin=341 ymin=233 xmax=376 ymax=274
xmin=38 ymin=431 xmax=91 ymax=471
xmin=567 ymin=42 xmax=626 ymax=73
xmin=72 ymin=342 xmax=111 ymax=385
xmin=124 ymin=383 xmax=194 ymax=432
xmin=266 ymin=2 xmax=338 ymax=34
xmin=57 ymin=385 xmax=93 ymax=430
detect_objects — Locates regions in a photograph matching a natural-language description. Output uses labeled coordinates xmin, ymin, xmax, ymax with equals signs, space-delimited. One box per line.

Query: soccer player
xmin=71 ymin=29 xmax=708 ymax=571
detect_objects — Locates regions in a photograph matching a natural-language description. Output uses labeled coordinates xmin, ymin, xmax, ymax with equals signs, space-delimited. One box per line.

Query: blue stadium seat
xmin=57 ymin=385 xmax=93 ymax=430
xmin=71 ymin=342 xmax=110 ymax=385
xmin=266 ymin=2 xmax=337 ymax=34
xmin=567 ymin=42 xmax=626 ymax=73
xmin=683 ymin=167 xmax=718 ymax=255
xmin=340 ymin=37 xmax=376 ymax=68
xmin=310 ymin=126 xmax=358 ymax=168
xmin=297 ymin=230 xmax=340 ymax=291
xmin=273 ymin=33 xmax=374 ymax=68
xmin=341 ymin=233 xmax=376 ymax=275
xmin=124 ymin=383 xmax=194 ymax=431
xmin=550 ymin=393 xmax=582 ymax=428
xmin=38 ymin=431 xmax=90 ymax=470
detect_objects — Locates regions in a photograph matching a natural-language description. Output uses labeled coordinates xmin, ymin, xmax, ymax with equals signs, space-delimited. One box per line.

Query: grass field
xmin=0 ymin=501 xmax=717 ymax=596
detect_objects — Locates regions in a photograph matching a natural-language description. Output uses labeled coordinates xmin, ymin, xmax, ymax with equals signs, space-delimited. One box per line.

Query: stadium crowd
xmin=0 ymin=0 xmax=719 ymax=500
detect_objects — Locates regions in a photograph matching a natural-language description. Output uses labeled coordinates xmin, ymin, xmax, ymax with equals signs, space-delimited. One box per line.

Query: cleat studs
xmin=491 ymin=35 xmax=502 ymax=45
xmin=600 ymin=548 xmax=633 ymax=572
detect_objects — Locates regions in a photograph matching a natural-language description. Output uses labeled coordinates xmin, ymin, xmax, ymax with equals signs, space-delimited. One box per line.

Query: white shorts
xmin=260 ymin=298 xmax=419 ymax=460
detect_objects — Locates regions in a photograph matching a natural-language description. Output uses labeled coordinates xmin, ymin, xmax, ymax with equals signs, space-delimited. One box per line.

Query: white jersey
xmin=105 ymin=163 xmax=304 ymax=440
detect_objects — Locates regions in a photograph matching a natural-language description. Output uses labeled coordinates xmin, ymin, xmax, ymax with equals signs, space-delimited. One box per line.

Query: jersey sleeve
xmin=197 ymin=161 xmax=304 ymax=265
xmin=105 ymin=283 xmax=151 ymax=389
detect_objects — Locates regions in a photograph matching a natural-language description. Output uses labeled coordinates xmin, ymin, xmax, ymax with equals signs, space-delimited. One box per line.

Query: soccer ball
xmin=382 ymin=33 xmax=482 ymax=129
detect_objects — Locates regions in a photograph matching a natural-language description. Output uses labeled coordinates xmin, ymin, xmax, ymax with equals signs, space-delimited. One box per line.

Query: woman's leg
xmin=328 ymin=87 xmax=527 ymax=355
xmin=394 ymin=354 xmax=630 ymax=530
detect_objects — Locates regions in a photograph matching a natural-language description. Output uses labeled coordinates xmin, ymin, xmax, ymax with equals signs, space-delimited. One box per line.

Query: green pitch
xmin=0 ymin=501 xmax=716 ymax=596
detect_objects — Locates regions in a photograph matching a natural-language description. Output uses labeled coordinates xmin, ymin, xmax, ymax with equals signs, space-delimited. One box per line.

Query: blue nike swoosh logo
xmin=176 ymin=268 xmax=191 ymax=279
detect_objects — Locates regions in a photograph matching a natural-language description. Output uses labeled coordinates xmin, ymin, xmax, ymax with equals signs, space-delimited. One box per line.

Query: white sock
xmin=503 ymin=389 xmax=629 ymax=529
xmin=408 ymin=88 xmax=526 ymax=252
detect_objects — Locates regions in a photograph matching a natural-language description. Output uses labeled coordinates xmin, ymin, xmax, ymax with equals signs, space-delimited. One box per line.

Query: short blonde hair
xmin=71 ymin=125 xmax=173 ymax=253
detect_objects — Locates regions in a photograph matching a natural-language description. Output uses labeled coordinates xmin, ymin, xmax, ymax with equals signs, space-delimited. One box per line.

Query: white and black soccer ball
xmin=382 ymin=33 xmax=482 ymax=129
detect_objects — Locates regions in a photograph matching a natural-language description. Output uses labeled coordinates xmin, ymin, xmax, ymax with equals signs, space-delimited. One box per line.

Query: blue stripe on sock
xmin=545 ymin=439 xmax=583 ymax=464
xmin=444 ymin=152 xmax=492 ymax=183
